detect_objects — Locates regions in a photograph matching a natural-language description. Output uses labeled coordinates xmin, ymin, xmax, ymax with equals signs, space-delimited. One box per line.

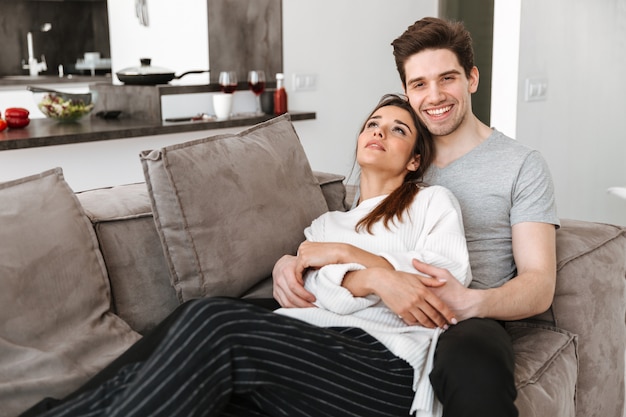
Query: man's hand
xmin=412 ymin=259 xmax=479 ymax=322
xmin=272 ymin=255 xmax=316 ymax=308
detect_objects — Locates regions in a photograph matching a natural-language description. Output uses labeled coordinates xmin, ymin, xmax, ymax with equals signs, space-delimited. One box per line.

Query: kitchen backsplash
xmin=0 ymin=0 xmax=110 ymax=77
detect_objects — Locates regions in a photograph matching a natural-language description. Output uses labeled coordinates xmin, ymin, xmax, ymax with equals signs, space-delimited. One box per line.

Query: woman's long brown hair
xmin=355 ymin=94 xmax=434 ymax=233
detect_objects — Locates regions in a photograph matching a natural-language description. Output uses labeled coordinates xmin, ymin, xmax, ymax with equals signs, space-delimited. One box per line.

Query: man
xmin=273 ymin=17 xmax=559 ymax=416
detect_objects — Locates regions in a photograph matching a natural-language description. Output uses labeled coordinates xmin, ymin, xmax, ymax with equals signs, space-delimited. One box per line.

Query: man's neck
xmin=433 ymin=116 xmax=493 ymax=168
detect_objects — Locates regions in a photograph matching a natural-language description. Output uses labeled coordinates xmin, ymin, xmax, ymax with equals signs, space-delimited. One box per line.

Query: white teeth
xmin=427 ymin=106 xmax=451 ymax=116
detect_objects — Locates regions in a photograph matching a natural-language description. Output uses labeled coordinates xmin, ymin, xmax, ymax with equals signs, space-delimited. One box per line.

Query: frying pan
xmin=116 ymin=58 xmax=210 ymax=85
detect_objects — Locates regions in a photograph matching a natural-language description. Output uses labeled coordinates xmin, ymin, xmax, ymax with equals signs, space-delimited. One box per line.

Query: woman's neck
xmin=358 ymin=170 xmax=404 ymax=203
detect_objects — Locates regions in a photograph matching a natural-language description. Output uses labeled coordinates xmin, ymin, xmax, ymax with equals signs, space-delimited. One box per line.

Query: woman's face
xmin=356 ymin=105 xmax=419 ymax=177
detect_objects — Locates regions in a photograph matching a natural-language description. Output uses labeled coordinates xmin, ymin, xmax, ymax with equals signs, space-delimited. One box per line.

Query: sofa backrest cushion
xmin=0 ymin=168 xmax=141 ymax=417
xmin=76 ymin=183 xmax=180 ymax=335
xmin=140 ymin=114 xmax=330 ymax=302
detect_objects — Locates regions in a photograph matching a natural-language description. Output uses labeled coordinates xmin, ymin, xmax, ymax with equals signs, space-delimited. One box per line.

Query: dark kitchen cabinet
xmin=0 ymin=0 xmax=111 ymax=77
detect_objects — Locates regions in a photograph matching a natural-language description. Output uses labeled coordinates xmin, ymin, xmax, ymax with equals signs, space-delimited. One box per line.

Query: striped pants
xmin=33 ymin=298 xmax=415 ymax=417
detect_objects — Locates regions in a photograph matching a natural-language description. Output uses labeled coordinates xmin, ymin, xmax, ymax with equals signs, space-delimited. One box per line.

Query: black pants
xmin=24 ymin=297 xmax=416 ymax=417
xmin=430 ymin=318 xmax=518 ymax=417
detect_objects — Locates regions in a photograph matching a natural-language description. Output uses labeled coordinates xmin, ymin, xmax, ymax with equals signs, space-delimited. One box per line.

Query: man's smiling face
xmin=403 ymin=48 xmax=479 ymax=138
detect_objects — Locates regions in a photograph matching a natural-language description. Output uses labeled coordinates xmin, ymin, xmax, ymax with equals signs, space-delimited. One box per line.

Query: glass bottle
xmin=274 ymin=73 xmax=288 ymax=115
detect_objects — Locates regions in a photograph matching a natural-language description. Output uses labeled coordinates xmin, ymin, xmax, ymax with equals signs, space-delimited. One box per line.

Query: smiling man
xmin=389 ymin=17 xmax=560 ymax=416
xmin=273 ymin=16 xmax=559 ymax=417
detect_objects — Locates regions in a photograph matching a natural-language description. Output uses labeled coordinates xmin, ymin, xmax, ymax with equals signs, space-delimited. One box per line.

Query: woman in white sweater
xmin=26 ymin=94 xmax=470 ymax=417
xmin=275 ymin=94 xmax=471 ymax=415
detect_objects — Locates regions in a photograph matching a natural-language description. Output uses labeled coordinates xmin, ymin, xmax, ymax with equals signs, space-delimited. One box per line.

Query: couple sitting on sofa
xmin=25 ymin=17 xmax=559 ymax=417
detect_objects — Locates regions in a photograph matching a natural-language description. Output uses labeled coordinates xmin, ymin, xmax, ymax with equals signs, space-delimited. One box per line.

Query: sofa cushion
xmin=313 ymin=171 xmax=347 ymax=211
xmin=140 ymin=114 xmax=330 ymax=302
xmin=0 ymin=168 xmax=141 ymax=417
xmin=77 ymin=183 xmax=179 ymax=335
xmin=507 ymin=322 xmax=578 ymax=416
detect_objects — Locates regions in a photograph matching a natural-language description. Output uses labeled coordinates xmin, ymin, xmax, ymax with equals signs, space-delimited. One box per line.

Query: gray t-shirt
xmin=423 ymin=129 xmax=559 ymax=289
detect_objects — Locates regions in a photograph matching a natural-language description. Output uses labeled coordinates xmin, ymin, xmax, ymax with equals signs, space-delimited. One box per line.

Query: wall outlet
xmin=293 ymin=73 xmax=317 ymax=91
xmin=524 ymin=77 xmax=548 ymax=102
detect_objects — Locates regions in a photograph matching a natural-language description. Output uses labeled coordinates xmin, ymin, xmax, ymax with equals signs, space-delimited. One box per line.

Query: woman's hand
xmin=294 ymin=241 xmax=346 ymax=271
xmin=296 ymin=241 xmax=394 ymax=273
xmin=343 ymin=267 xmax=456 ymax=329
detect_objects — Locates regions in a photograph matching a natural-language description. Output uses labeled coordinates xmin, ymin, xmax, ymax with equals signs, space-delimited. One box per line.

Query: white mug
xmin=213 ymin=93 xmax=233 ymax=120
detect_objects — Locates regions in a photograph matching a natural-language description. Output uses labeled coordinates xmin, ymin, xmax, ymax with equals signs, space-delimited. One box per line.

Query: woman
xmin=26 ymin=94 xmax=470 ymax=417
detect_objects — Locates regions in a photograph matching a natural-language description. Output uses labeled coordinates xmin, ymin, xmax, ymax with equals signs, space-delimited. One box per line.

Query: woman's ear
xmin=406 ymin=155 xmax=420 ymax=172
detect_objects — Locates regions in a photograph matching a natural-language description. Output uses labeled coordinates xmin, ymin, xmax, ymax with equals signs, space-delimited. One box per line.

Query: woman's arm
xmin=295 ymin=241 xmax=394 ymax=272
xmin=344 ymin=186 xmax=470 ymax=326
xmin=379 ymin=188 xmax=471 ymax=286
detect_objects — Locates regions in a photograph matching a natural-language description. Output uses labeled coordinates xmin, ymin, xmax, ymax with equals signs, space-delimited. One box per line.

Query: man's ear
xmin=406 ymin=155 xmax=421 ymax=172
xmin=469 ymin=66 xmax=479 ymax=93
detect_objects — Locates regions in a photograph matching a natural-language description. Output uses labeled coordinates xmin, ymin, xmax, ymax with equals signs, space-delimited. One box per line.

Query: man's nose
xmin=427 ymin=84 xmax=445 ymax=103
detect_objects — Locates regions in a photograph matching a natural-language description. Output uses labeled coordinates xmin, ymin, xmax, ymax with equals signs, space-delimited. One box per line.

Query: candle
xmin=27 ymin=31 xmax=34 ymax=60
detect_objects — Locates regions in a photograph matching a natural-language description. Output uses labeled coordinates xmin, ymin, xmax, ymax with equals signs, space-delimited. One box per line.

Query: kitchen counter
xmin=0 ymin=111 xmax=316 ymax=151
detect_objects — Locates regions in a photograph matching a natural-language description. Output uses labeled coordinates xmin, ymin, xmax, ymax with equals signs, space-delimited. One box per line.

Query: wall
xmin=282 ymin=0 xmax=437 ymax=184
xmin=492 ymin=0 xmax=626 ymax=226
xmin=107 ymin=0 xmax=210 ymax=85
xmin=0 ymin=0 xmax=110 ymax=76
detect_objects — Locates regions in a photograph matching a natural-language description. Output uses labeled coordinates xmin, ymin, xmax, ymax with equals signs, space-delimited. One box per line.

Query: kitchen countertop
xmin=0 ymin=111 xmax=316 ymax=151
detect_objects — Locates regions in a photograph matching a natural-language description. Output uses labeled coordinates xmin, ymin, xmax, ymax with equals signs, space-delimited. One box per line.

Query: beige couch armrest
xmin=551 ymin=219 xmax=626 ymax=416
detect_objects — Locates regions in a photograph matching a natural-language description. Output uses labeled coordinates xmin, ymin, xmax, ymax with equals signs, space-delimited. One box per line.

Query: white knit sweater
xmin=275 ymin=185 xmax=471 ymax=416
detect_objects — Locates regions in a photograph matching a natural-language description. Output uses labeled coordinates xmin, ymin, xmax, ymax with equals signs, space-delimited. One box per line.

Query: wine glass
xmin=218 ymin=71 xmax=238 ymax=94
xmin=248 ymin=70 xmax=266 ymax=115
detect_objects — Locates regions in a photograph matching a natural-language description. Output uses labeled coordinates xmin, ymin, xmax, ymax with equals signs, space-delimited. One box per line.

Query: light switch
xmin=293 ymin=73 xmax=317 ymax=91
xmin=524 ymin=77 xmax=548 ymax=102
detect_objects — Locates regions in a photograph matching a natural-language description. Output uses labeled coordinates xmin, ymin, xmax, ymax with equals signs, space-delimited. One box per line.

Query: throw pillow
xmin=141 ymin=114 xmax=329 ymax=302
xmin=0 ymin=168 xmax=141 ymax=417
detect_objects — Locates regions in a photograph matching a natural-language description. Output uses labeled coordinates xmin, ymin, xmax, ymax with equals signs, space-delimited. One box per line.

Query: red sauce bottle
xmin=274 ymin=73 xmax=288 ymax=115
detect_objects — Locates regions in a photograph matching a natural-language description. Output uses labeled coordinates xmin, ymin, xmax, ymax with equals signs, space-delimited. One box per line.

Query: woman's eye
xmin=393 ymin=127 xmax=407 ymax=135
xmin=366 ymin=121 xmax=378 ymax=128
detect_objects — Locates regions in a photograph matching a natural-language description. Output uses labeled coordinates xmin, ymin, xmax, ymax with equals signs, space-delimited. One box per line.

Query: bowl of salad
xmin=35 ymin=91 xmax=96 ymax=123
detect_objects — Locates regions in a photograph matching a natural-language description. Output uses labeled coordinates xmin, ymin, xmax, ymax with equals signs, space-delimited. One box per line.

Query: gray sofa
xmin=0 ymin=115 xmax=624 ymax=417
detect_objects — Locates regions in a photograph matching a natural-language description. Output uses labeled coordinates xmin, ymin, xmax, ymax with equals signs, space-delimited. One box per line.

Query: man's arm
xmin=414 ymin=222 xmax=557 ymax=321
xmin=475 ymin=221 xmax=557 ymax=320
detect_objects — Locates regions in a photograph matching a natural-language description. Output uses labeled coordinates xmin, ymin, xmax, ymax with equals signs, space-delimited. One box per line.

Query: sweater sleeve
xmin=304 ymin=263 xmax=380 ymax=315
xmin=302 ymin=212 xmax=381 ymax=315
xmin=380 ymin=187 xmax=472 ymax=286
